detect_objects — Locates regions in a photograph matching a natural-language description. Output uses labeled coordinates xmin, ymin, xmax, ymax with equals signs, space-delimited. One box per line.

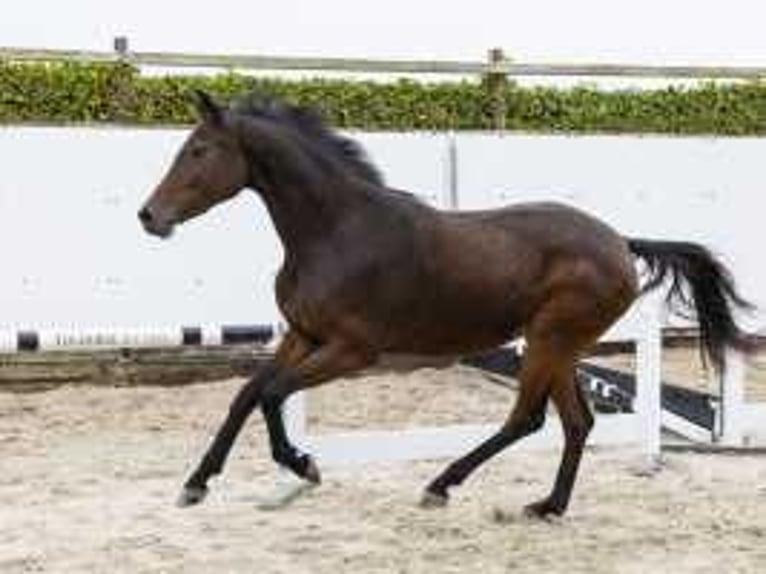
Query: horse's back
xmin=444 ymin=201 xmax=636 ymax=280
xmin=451 ymin=201 xmax=623 ymax=246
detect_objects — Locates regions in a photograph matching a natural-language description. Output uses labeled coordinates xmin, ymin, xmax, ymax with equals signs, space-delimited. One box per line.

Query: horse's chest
xmin=275 ymin=254 xmax=397 ymax=334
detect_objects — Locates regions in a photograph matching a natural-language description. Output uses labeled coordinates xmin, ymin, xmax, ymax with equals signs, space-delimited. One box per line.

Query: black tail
xmin=626 ymin=238 xmax=754 ymax=373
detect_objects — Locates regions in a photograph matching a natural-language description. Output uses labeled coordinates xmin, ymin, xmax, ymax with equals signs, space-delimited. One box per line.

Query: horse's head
xmin=138 ymin=90 xmax=249 ymax=238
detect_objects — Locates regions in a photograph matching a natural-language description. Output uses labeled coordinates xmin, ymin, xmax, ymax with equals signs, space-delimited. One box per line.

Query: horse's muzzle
xmin=138 ymin=206 xmax=174 ymax=238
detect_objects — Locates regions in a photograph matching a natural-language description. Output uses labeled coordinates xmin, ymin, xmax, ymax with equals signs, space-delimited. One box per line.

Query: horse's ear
xmin=192 ymin=89 xmax=223 ymax=126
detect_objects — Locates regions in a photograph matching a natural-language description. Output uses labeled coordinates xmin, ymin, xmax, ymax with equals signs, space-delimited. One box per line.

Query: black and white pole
xmin=0 ymin=324 xmax=276 ymax=353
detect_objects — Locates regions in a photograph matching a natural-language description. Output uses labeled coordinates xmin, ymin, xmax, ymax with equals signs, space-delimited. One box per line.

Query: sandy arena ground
xmin=2 ymin=355 xmax=766 ymax=574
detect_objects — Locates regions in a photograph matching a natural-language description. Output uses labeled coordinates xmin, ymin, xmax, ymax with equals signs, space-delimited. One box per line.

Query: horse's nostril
xmin=138 ymin=207 xmax=153 ymax=224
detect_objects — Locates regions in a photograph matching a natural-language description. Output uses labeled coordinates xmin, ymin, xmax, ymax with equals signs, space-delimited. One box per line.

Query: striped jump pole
xmin=0 ymin=324 xmax=277 ymax=353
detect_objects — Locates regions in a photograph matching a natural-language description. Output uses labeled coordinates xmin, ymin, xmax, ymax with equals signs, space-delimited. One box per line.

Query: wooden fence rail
xmin=2 ymin=42 xmax=766 ymax=81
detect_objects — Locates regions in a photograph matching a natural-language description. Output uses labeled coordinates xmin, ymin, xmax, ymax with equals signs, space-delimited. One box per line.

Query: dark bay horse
xmin=138 ymin=91 xmax=752 ymax=518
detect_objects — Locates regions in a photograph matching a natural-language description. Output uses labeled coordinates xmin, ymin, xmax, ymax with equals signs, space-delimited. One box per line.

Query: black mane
xmin=233 ymin=95 xmax=385 ymax=186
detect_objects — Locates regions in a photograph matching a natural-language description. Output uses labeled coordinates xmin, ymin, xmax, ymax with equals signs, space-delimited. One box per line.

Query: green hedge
xmin=2 ymin=60 xmax=766 ymax=134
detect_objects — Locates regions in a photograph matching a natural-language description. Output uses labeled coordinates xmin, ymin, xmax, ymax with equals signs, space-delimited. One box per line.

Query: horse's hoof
xmin=419 ymin=489 xmax=449 ymax=509
xmin=523 ymin=499 xmax=564 ymax=522
xmin=176 ymin=485 xmax=208 ymax=508
xmin=303 ymin=457 xmax=322 ymax=485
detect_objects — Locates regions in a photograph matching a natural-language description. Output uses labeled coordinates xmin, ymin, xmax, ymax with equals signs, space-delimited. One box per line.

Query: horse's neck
xmin=259 ymin=182 xmax=348 ymax=255
xmin=236 ymin=118 xmax=365 ymax=255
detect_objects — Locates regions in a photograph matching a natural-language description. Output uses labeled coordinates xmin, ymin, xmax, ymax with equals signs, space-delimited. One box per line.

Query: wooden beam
xmin=2 ymin=45 xmax=766 ymax=80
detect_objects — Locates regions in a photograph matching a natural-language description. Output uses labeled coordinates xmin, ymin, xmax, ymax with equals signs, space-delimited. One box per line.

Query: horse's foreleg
xmin=524 ymin=374 xmax=594 ymax=519
xmin=177 ymin=330 xmax=314 ymax=507
xmin=259 ymin=339 xmax=374 ymax=483
xmin=259 ymin=372 xmax=319 ymax=483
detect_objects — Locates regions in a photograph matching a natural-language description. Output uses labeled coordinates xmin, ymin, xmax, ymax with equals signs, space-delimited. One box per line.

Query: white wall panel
xmin=0 ymin=128 xmax=761 ymax=330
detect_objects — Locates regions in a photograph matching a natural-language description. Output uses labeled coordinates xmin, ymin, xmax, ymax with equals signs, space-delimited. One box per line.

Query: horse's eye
xmin=190 ymin=145 xmax=208 ymax=159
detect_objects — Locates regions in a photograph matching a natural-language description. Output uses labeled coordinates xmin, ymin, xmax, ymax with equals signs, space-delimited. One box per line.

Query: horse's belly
xmin=380 ymin=311 xmax=522 ymax=356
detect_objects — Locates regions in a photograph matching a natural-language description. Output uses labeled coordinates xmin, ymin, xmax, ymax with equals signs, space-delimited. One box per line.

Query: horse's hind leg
xmin=524 ymin=371 xmax=594 ymax=518
xmin=420 ymin=341 xmax=555 ymax=507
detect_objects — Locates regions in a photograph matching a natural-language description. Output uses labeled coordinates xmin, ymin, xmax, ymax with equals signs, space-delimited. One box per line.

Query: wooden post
xmin=113 ymin=36 xmax=130 ymax=58
xmin=109 ymin=36 xmax=135 ymax=123
xmin=485 ymin=48 xmax=508 ymax=131
xmin=718 ymin=349 xmax=746 ymax=446
xmin=445 ymin=134 xmax=459 ymax=210
xmin=635 ymin=294 xmax=663 ymax=464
